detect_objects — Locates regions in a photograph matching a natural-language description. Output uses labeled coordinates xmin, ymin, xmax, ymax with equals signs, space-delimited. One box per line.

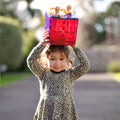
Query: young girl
xmin=27 ymin=30 xmax=90 ymax=120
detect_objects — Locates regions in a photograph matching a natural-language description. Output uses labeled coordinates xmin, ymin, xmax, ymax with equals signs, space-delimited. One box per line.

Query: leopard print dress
xmin=27 ymin=43 xmax=90 ymax=120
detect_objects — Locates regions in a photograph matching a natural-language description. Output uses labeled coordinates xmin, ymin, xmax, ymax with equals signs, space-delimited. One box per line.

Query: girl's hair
xmin=45 ymin=45 xmax=74 ymax=69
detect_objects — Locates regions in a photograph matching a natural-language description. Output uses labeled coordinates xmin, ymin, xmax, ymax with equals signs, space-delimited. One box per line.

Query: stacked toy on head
xmin=45 ymin=5 xmax=79 ymax=45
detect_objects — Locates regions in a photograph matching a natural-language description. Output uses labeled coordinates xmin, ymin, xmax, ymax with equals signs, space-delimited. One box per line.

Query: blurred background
xmin=0 ymin=0 xmax=120 ymax=75
xmin=0 ymin=0 xmax=120 ymax=120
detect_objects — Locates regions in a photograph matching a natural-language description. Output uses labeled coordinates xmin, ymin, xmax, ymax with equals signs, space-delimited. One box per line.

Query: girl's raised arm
xmin=27 ymin=43 xmax=45 ymax=77
xmin=27 ymin=30 xmax=49 ymax=78
xmin=69 ymin=45 xmax=90 ymax=82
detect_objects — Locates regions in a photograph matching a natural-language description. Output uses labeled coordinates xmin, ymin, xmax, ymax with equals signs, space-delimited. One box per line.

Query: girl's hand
xmin=41 ymin=29 xmax=49 ymax=47
xmin=71 ymin=44 xmax=77 ymax=49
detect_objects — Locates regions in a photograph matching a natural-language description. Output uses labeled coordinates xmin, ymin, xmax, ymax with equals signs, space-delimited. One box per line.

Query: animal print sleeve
xmin=69 ymin=47 xmax=90 ymax=82
xmin=27 ymin=42 xmax=45 ymax=78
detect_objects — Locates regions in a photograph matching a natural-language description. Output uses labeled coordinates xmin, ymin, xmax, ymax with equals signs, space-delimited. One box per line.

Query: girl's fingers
xmin=43 ymin=33 xmax=49 ymax=38
xmin=43 ymin=30 xmax=49 ymax=40
xmin=43 ymin=29 xmax=49 ymax=35
xmin=43 ymin=36 xmax=49 ymax=41
xmin=41 ymin=29 xmax=50 ymax=46
xmin=43 ymin=32 xmax=49 ymax=38
xmin=71 ymin=45 xmax=77 ymax=49
xmin=44 ymin=39 xmax=49 ymax=42
xmin=43 ymin=30 xmax=49 ymax=35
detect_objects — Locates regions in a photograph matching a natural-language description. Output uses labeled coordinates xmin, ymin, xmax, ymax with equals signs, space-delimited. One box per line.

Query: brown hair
xmin=45 ymin=45 xmax=73 ymax=68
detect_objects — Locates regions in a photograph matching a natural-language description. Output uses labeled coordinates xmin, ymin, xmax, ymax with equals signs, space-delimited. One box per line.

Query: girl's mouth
xmin=54 ymin=67 xmax=61 ymax=69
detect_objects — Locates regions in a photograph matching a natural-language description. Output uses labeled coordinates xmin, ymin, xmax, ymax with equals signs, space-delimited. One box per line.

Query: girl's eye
xmin=51 ymin=58 xmax=55 ymax=60
xmin=60 ymin=58 xmax=64 ymax=60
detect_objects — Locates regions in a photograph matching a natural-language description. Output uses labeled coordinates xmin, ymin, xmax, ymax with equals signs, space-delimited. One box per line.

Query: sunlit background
xmin=0 ymin=0 xmax=120 ymax=74
xmin=16 ymin=0 xmax=118 ymax=28
xmin=0 ymin=0 xmax=120 ymax=73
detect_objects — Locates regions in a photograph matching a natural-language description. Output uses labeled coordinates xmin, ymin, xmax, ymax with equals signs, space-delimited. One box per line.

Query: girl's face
xmin=47 ymin=51 xmax=67 ymax=72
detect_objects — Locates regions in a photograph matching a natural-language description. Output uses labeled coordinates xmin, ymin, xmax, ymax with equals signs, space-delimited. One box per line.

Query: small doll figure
xmin=54 ymin=6 xmax=60 ymax=17
xmin=66 ymin=5 xmax=72 ymax=18
xmin=49 ymin=5 xmax=72 ymax=18
xmin=49 ymin=6 xmax=61 ymax=17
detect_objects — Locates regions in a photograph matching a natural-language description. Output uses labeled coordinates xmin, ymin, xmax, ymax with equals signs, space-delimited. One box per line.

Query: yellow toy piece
xmin=48 ymin=5 xmax=72 ymax=17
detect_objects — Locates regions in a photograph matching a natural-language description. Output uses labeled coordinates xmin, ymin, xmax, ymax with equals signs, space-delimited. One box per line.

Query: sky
xmin=30 ymin=0 xmax=120 ymax=13
xmin=94 ymin=0 xmax=120 ymax=12
xmin=17 ymin=0 xmax=120 ymax=13
xmin=30 ymin=0 xmax=77 ymax=12
xmin=17 ymin=0 xmax=120 ymax=17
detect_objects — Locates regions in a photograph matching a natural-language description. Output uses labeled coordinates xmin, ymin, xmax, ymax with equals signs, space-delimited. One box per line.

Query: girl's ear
xmin=66 ymin=59 xmax=73 ymax=69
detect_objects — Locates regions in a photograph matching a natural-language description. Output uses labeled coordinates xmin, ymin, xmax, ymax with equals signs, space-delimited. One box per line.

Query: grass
xmin=0 ymin=72 xmax=31 ymax=87
xmin=114 ymin=72 xmax=120 ymax=82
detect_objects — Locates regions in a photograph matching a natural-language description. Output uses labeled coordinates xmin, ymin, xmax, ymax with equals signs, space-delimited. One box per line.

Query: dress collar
xmin=50 ymin=70 xmax=66 ymax=74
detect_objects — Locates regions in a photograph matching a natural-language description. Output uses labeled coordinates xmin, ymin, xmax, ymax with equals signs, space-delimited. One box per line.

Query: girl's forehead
xmin=49 ymin=51 xmax=66 ymax=57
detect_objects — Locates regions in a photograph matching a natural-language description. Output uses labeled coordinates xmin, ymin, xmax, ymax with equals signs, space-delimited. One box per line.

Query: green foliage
xmin=107 ymin=60 xmax=120 ymax=73
xmin=94 ymin=23 xmax=106 ymax=44
xmin=0 ymin=0 xmax=18 ymax=18
xmin=0 ymin=16 xmax=23 ymax=71
xmin=0 ymin=0 xmax=41 ymax=20
xmin=0 ymin=16 xmax=19 ymax=25
xmin=94 ymin=1 xmax=120 ymax=45
xmin=0 ymin=9 xmax=11 ymax=17
xmin=22 ymin=30 xmax=39 ymax=56
xmin=0 ymin=73 xmax=31 ymax=87
xmin=39 ymin=15 xmax=45 ymax=26
xmin=93 ymin=13 xmax=106 ymax=44
xmin=106 ymin=2 xmax=120 ymax=17
xmin=19 ymin=30 xmax=39 ymax=71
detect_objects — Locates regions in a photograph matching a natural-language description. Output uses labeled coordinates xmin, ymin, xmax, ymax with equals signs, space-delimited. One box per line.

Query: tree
xmin=103 ymin=1 xmax=120 ymax=44
xmin=94 ymin=12 xmax=106 ymax=44
xmin=0 ymin=0 xmax=42 ymax=28
xmin=0 ymin=0 xmax=41 ymax=72
xmin=76 ymin=0 xmax=98 ymax=48
xmin=106 ymin=2 xmax=120 ymax=17
xmin=0 ymin=16 xmax=23 ymax=71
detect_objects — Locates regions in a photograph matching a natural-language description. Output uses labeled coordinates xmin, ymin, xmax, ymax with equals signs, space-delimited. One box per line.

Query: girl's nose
xmin=55 ymin=60 xmax=60 ymax=65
